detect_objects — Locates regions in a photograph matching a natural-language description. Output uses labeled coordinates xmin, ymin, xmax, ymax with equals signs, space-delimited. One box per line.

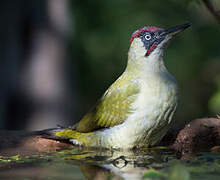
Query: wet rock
xmin=0 ymin=131 xmax=70 ymax=156
xmin=171 ymin=118 xmax=220 ymax=159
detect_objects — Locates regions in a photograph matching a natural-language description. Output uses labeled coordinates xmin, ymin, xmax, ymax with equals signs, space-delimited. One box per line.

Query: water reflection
xmin=67 ymin=148 xmax=175 ymax=180
xmin=1 ymin=146 xmax=219 ymax=180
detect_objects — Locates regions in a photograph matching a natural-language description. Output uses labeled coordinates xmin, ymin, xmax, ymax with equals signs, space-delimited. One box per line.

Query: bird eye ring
xmin=145 ymin=34 xmax=151 ymax=40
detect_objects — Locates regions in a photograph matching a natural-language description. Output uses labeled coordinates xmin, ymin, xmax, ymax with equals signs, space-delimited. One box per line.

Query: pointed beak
xmin=162 ymin=23 xmax=191 ymax=37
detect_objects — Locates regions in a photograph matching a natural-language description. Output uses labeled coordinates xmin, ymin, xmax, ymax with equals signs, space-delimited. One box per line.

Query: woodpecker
xmin=47 ymin=23 xmax=191 ymax=149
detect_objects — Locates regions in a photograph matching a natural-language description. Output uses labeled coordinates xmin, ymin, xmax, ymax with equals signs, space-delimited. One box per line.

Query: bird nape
xmin=43 ymin=23 xmax=191 ymax=150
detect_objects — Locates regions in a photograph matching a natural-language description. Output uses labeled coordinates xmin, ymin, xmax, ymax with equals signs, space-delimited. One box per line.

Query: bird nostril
xmin=155 ymin=34 xmax=160 ymax=39
xmin=154 ymin=32 xmax=160 ymax=39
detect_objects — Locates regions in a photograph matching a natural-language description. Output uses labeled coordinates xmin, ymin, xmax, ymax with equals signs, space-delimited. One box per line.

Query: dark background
xmin=0 ymin=0 xmax=220 ymax=131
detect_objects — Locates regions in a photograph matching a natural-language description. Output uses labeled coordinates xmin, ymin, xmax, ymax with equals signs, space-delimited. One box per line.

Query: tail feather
xmin=40 ymin=128 xmax=94 ymax=147
xmin=39 ymin=128 xmax=73 ymax=141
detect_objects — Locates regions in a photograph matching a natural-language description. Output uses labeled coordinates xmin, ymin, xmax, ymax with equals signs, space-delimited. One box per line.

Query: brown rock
xmin=0 ymin=131 xmax=71 ymax=156
xmin=171 ymin=118 xmax=220 ymax=159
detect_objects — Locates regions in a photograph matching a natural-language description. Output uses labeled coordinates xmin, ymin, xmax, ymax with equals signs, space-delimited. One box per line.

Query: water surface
xmin=0 ymin=147 xmax=220 ymax=180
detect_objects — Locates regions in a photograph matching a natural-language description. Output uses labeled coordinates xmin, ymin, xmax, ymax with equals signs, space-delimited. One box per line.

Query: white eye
xmin=145 ymin=34 xmax=151 ymax=40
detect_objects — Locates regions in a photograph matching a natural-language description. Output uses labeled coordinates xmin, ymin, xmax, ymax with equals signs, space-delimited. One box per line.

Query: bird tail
xmin=40 ymin=128 xmax=95 ymax=147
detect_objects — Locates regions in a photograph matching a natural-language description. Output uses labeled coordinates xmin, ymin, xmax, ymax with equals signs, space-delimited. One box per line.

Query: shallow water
xmin=0 ymin=147 xmax=220 ymax=180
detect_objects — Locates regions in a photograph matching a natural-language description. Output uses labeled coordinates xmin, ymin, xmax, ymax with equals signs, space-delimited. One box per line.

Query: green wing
xmin=76 ymin=77 xmax=140 ymax=133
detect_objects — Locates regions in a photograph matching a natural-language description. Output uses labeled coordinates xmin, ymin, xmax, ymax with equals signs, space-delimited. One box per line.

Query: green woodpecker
xmin=47 ymin=23 xmax=191 ymax=149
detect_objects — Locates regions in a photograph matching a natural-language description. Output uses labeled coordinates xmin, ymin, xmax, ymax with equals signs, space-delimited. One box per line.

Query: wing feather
xmin=76 ymin=77 xmax=140 ymax=133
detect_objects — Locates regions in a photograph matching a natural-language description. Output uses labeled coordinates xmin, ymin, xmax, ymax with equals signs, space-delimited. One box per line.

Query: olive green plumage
xmin=52 ymin=71 xmax=140 ymax=147
xmin=76 ymin=72 xmax=140 ymax=132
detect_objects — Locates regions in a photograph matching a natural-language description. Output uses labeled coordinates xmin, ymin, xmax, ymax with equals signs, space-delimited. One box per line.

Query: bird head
xmin=128 ymin=23 xmax=191 ymax=69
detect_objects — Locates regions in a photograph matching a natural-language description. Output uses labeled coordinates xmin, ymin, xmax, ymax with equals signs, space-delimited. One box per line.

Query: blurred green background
xmin=0 ymin=0 xmax=220 ymax=130
xmin=71 ymin=0 xmax=220 ymax=129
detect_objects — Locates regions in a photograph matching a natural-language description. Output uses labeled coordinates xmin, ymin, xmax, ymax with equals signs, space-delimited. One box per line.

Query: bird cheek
xmin=145 ymin=42 xmax=158 ymax=56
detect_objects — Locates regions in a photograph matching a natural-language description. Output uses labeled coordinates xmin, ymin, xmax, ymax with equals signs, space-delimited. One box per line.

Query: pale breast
xmin=125 ymin=72 xmax=178 ymax=147
xmin=99 ymin=72 xmax=178 ymax=149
